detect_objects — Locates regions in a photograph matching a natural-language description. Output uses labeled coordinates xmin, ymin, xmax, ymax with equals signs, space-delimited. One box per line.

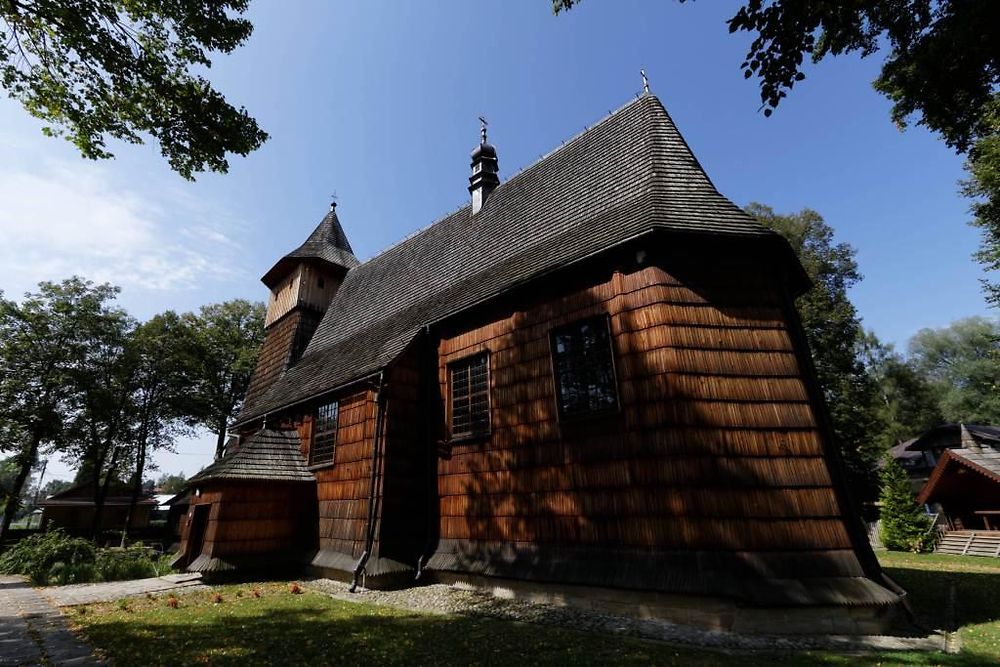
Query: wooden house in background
xmin=914 ymin=424 xmax=1000 ymax=531
xmin=175 ymin=94 xmax=905 ymax=633
xmin=39 ymin=482 xmax=156 ymax=537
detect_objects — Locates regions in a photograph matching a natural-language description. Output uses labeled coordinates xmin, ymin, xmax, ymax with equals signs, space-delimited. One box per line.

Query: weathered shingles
xmin=189 ymin=429 xmax=314 ymax=483
xmin=237 ymin=95 xmax=777 ymax=424
xmin=951 ymin=445 xmax=1000 ymax=482
xmin=283 ymin=208 xmax=361 ymax=270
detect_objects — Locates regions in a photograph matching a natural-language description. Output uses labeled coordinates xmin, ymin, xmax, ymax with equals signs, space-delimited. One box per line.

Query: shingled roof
xmin=188 ymin=429 xmax=313 ymax=484
xmin=261 ymin=207 xmax=360 ymax=287
xmin=236 ymin=94 xmax=792 ymax=426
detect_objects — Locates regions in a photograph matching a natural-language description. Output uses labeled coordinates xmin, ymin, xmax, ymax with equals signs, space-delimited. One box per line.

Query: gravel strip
xmin=304 ymin=578 xmax=948 ymax=654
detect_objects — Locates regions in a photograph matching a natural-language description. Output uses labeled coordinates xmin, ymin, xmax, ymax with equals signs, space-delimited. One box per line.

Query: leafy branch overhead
xmin=0 ymin=0 xmax=267 ymax=179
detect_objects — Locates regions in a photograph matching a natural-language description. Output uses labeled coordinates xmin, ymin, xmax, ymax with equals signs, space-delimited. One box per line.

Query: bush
xmin=0 ymin=530 xmax=175 ymax=585
xmin=0 ymin=529 xmax=96 ymax=584
xmin=879 ymin=457 xmax=935 ymax=552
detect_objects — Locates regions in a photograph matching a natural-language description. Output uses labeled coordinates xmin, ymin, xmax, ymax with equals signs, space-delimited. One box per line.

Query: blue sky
xmin=1 ymin=1 xmax=992 ymax=481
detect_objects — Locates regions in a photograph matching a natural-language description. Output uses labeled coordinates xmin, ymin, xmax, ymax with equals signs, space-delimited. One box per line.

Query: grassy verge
xmin=878 ymin=550 xmax=1000 ymax=661
xmin=68 ymin=553 xmax=1000 ymax=666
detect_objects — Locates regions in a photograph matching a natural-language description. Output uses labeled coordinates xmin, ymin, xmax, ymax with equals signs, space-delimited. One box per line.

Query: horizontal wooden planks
xmin=434 ymin=263 xmax=849 ymax=556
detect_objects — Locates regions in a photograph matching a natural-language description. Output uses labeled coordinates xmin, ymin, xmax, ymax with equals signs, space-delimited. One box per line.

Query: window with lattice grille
xmin=449 ymin=353 xmax=490 ymax=438
xmin=550 ymin=316 xmax=619 ymax=419
xmin=310 ymin=401 xmax=339 ymax=465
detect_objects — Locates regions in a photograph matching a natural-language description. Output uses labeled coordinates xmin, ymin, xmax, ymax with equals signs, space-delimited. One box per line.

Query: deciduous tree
xmin=860 ymin=332 xmax=944 ymax=448
xmin=0 ymin=0 xmax=267 ymax=179
xmin=185 ymin=300 xmax=265 ymax=459
xmin=0 ymin=279 xmax=121 ymax=540
xmin=907 ymin=317 xmax=1000 ymax=425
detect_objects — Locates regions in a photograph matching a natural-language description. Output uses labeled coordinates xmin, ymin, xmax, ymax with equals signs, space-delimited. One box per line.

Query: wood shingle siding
xmin=309 ymin=390 xmax=377 ymax=561
xmin=428 ymin=262 xmax=865 ymax=600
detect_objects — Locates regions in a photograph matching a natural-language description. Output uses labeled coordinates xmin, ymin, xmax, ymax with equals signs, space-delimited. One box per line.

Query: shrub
xmin=0 ymin=531 xmax=176 ymax=585
xmin=880 ymin=457 xmax=935 ymax=552
xmin=0 ymin=529 xmax=96 ymax=584
xmin=95 ymin=547 xmax=159 ymax=582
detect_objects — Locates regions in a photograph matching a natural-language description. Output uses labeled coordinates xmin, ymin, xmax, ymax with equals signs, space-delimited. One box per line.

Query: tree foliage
xmin=0 ymin=278 xmax=122 ymax=540
xmin=879 ymin=457 xmax=934 ymax=552
xmin=860 ymin=332 xmax=944 ymax=449
xmin=155 ymin=472 xmax=187 ymax=495
xmin=552 ymin=0 xmax=1000 ymax=301
xmin=748 ymin=203 xmax=884 ymax=501
xmin=908 ymin=316 xmax=1000 ymax=424
xmin=0 ymin=0 xmax=267 ymax=179
xmin=184 ymin=300 xmax=265 ymax=459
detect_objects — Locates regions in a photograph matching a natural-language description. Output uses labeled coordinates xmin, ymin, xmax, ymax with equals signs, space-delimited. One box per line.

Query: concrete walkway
xmin=0 ymin=576 xmax=99 ymax=667
xmin=41 ymin=573 xmax=205 ymax=607
xmin=0 ymin=573 xmax=206 ymax=666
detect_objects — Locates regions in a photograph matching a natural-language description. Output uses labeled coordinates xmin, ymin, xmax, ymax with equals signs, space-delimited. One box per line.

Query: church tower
xmin=242 ymin=204 xmax=359 ymax=418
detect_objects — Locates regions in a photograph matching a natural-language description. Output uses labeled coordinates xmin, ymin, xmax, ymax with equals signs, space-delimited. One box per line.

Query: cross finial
xmin=330 ymin=192 xmax=338 ymax=210
xmin=640 ymin=68 xmax=649 ymax=94
xmin=479 ymin=116 xmax=488 ymax=144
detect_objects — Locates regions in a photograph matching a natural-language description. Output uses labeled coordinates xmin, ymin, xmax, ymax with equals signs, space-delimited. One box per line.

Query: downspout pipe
xmin=350 ymin=371 xmax=387 ymax=592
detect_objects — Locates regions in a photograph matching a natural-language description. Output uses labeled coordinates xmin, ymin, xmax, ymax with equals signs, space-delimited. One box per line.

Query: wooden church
xmin=175 ymin=93 xmax=906 ymax=633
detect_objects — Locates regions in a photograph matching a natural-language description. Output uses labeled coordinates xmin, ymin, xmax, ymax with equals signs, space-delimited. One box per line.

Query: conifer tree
xmin=879 ymin=458 xmax=934 ymax=553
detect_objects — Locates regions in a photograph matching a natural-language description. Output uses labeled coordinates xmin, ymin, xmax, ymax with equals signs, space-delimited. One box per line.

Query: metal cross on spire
xmin=640 ymin=68 xmax=649 ymax=94
xmin=330 ymin=191 xmax=338 ymax=209
xmin=479 ymin=116 xmax=488 ymax=144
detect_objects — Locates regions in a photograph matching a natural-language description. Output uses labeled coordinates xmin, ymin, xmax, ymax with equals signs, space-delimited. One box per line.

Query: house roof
xmin=38 ymin=482 xmax=157 ymax=507
xmin=889 ymin=440 xmax=922 ymax=462
xmin=261 ymin=207 xmax=360 ymax=287
xmin=917 ymin=441 xmax=1000 ymax=504
xmin=236 ymin=94 xmax=798 ymax=426
xmin=188 ymin=429 xmax=314 ymax=484
xmin=905 ymin=423 xmax=1000 ymax=452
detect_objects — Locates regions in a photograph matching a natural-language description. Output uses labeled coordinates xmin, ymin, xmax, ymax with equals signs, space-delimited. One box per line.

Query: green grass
xmin=878 ymin=550 xmax=1000 ymax=662
xmin=68 ymin=553 xmax=1000 ymax=666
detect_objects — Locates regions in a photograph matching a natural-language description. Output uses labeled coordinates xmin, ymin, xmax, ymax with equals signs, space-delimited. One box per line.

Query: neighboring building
xmin=39 ymin=483 xmax=157 ymax=536
xmin=914 ymin=424 xmax=1000 ymax=531
xmin=176 ymin=94 xmax=904 ymax=633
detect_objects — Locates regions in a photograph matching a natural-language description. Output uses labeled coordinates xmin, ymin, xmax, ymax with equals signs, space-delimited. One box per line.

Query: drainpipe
xmin=350 ymin=371 xmax=387 ymax=592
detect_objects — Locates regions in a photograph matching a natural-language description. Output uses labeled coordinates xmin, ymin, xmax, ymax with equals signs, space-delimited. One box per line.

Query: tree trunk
xmin=214 ymin=416 xmax=228 ymax=459
xmin=121 ymin=438 xmax=147 ymax=547
xmin=90 ymin=446 xmax=120 ymax=541
xmin=0 ymin=432 xmax=40 ymax=543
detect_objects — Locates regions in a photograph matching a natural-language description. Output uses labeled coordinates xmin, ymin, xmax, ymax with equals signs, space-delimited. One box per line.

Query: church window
xmin=550 ymin=316 xmax=619 ymax=419
xmin=449 ymin=352 xmax=490 ymax=439
xmin=310 ymin=401 xmax=339 ymax=465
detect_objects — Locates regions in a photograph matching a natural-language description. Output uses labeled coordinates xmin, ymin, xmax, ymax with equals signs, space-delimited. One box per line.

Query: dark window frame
xmin=309 ymin=400 xmax=339 ymax=466
xmin=447 ymin=351 xmax=491 ymax=441
xmin=549 ymin=314 xmax=620 ymax=421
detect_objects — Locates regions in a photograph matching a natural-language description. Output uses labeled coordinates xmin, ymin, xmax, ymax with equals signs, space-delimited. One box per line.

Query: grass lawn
xmin=878 ymin=550 xmax=1000 ymax=662
xmin=68 ymin=553 xmax=1000 ymax=666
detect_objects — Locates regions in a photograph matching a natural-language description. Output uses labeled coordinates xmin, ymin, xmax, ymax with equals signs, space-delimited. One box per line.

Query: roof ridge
xmin=353 ymin=94 xmax=653 ymax=267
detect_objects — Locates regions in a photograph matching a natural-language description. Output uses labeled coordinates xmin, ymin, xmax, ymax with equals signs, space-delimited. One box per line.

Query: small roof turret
xmin=262 ymin=204 xmax=360 ymax=287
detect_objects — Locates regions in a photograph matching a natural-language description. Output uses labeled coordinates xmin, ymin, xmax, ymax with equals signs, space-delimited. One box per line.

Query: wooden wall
xmin=429 ymin=260 xmax=864 ymax=586
xmin=265 ymin=268 xmax=302 ymax=327
xmin=177 ymin=481 xmax=315 ymax=570
xmin=244 ymin=308 xmax=323 ymax=413
xmin=306 ymin=388 xmax=379 ymax=564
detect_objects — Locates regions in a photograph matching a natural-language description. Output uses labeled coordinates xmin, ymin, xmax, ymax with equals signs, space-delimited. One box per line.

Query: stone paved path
xmin=1 ymin=573 xmax=206 ymax=666
xmin=41 ymin=573 xmax=205 ymax=607
xmin=0 ymin=576 xmax=100 ymax=667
